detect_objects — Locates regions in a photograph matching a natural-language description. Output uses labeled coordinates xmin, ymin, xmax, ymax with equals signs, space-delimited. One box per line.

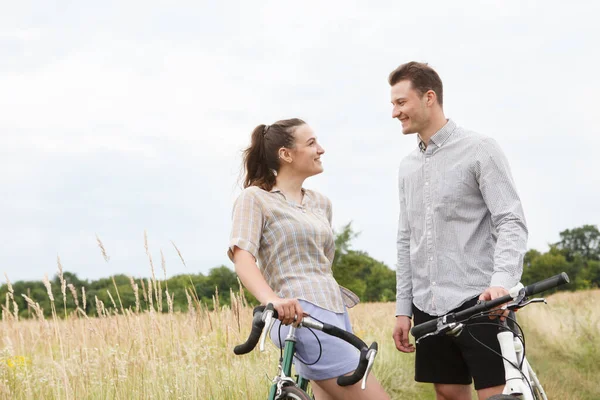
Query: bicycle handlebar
xmin=233 ymin=304 xmax=272 ymax=355
xmin=411 ymin=272 xmax=570 ymax=339
xmin=233 ymin=303 xmax=377 ymax=387
xmin=523 ymin=272 xmax=569 ymax=296
xmin=319 ymin=322 xmax=375 ymax=386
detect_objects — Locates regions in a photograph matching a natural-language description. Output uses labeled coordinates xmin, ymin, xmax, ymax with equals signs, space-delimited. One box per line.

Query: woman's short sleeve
xmin=227 ymin=189 xmax=264 ymax=262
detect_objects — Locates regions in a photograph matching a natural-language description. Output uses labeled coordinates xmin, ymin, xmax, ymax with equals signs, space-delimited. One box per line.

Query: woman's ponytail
xmin=242 ymin=118 xmax=305 ymax=191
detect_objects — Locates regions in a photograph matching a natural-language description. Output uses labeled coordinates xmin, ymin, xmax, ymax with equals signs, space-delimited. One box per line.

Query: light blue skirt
xmin=269 ymin=300 xmax=360 ymax=381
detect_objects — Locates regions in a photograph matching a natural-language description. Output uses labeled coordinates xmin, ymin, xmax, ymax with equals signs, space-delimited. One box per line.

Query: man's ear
xmin=426 ymin=90 xmax=437 ymax=106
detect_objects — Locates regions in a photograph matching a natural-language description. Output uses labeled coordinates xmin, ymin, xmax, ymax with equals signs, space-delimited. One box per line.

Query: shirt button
xmin=429 ymin=256 xmax=433 ymax=261
xmin=432 ymin=282 xmax=436 ymax=286
xmin=427 ymin=231 xmax=432 ymax=236
xmin=425 ymin=182 xmax=429 ymax=186
xmin=427 ymin=206 xmax=430 ymax=210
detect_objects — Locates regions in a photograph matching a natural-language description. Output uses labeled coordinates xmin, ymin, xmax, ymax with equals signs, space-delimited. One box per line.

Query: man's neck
xmin=418 ymin=114 xmax=448 ymax=146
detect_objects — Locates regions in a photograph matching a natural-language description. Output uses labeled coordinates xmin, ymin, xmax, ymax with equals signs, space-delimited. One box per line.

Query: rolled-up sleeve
xmin=396 ymin=176 xmax=413 ymax=317
xmin=476 ymin=138 xmax=528 ymax=289
xmin=227 ymin=189 xmax=264 ymax=262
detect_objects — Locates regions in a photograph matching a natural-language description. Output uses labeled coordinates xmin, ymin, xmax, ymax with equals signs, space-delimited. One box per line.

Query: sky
xmin=1 ymin=1 xmax=599 ymax=283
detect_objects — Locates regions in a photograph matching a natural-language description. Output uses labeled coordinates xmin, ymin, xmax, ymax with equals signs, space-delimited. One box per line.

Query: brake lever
xmin=415 ymin=322 xmax=464 ymax=344
xmin=361 ymin=346 xmax=378 ymax=390
xmin=518 ymin=297 xmax=547 ymax=308
xmin=505 ymin=297 xmax=546 ymax=312
xmin=259 ymin=309 xmax=275 ymax=352
xmin=415 ymin=331 xmax=435 ymax=344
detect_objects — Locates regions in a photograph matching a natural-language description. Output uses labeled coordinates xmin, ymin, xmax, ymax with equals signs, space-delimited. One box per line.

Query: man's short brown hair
xmin=388 ymin=61 xmax=444 ymax=106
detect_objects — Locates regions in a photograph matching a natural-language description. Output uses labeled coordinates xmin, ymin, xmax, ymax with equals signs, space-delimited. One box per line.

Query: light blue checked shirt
xmin=396 ymin=119 xmax=528 ymax=317
xmin=228 ymin=186 xmax=359 ymax=313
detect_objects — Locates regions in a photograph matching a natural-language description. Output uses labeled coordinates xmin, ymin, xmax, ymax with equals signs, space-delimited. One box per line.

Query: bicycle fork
xmin=497 ymin=331 xmax=547 ymax=400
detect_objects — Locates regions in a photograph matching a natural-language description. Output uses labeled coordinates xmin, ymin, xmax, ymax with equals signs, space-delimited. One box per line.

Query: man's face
xmin=390 ymin=79 xmax=429 ymax=135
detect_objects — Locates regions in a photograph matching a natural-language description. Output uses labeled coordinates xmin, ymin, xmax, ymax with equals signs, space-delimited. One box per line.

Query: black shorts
xmin=413 ymin=297 xmax=506 ymax=390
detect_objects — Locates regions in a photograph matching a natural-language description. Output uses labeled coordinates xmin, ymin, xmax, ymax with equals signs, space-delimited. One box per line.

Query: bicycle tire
xmin=278 ymin=385 xmax=312 ymax=400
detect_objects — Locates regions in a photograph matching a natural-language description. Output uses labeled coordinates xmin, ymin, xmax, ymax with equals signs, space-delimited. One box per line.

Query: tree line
xmin=1 ymin=224 xmax=598 ymax=319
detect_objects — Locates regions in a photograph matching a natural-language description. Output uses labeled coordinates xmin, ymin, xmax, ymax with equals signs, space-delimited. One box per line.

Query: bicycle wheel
xmin=278 ymin=385 xmax=312 ymax=400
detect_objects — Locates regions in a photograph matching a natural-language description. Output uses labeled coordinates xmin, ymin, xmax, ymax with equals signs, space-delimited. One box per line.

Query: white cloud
xmin=0 ymin=1 xmax=599 ymax=282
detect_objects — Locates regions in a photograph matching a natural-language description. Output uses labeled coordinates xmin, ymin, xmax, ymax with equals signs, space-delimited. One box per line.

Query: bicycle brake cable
xmin=464 ymin=320 xmax=533 ymax=397
xmin=277 ymin=319 xmax=323 ymax=366
xmin=464 ymin=311 xmax=527 ymax=370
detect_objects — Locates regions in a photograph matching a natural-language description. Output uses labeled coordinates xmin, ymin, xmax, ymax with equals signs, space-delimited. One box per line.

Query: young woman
xmin=228 ymin=118 xmax=389 ymax=400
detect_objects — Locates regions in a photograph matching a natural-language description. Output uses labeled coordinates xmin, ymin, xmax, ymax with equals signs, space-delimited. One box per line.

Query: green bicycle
xmin=234 ymin=303 xmax=378 ymax=400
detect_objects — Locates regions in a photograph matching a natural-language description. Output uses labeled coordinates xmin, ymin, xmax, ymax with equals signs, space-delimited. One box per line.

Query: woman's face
xmin=285 ymin=124 xmax=325 ymax=177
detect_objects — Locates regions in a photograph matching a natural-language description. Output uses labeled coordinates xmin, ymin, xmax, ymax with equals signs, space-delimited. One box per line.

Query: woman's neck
xmin=274 ymin=172 xmax=305 ymax=204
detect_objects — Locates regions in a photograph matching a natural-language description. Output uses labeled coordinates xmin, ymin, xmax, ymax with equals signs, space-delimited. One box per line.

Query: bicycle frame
xmin=267 ymin=325 xmax=310 ymax=400
xmin=497 ymin=330 xmax=547 ymax=399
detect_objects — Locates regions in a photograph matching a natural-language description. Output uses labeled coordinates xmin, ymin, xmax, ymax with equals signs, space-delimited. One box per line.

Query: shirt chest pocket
xmin=437 ymin=169 xmax=466 ymax=204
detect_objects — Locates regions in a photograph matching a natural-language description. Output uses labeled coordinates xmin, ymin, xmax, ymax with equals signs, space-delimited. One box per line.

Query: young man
xmin=390 ymin=62 xmax=528 ymax=400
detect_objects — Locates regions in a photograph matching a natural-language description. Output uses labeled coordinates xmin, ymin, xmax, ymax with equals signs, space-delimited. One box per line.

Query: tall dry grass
xmin=1 ymin=289 xmax=597 ymax=399
xmin=517 ymin=289 xmax=600 ymax=400
xmin=0 ymin=284 xmax=429 ymax=399
xmin=0 ymin=237 xmax=597 ymax=399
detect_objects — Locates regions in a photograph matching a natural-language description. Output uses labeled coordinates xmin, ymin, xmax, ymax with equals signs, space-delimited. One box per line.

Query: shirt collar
xmin=270 ymin=187 xmax=309 ymax=204
xmin=417 ymin=119 xmax=457 ymax=153
xmin=269 ymin=187 xmax=306 ymax=194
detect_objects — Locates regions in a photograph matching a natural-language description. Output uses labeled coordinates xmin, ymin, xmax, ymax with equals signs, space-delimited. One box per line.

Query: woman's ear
xmin=278 ymin=147 xmax=293 ymax=164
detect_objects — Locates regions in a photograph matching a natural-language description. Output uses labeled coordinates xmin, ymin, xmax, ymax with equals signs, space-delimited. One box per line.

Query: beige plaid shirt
xmin=228 ymin=186 xmax=358 ymax=313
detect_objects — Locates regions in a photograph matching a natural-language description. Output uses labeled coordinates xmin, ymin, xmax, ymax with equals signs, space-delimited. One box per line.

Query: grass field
xmin=0 ymin=286 xmax=598 ymax=399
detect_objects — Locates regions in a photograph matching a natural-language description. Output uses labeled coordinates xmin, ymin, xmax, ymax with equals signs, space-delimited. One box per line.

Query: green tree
xmin=555 ymin=224 xmax=600 ymax=261
xmin=521 ymin=246 xmax=578 ymax=291
xmin=332 ymin=222 xmax=395 ymax=302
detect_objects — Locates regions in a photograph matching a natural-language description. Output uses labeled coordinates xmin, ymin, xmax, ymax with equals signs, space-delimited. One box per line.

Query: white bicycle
xmin=411 ymin=272 xmax=570 ymax=400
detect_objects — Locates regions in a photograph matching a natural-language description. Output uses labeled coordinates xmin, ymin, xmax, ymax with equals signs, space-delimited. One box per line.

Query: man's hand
xmin=479 ymin=286 xmax=510 ymax=320
xmin=392 ymin=315 xmax=415 ymax=353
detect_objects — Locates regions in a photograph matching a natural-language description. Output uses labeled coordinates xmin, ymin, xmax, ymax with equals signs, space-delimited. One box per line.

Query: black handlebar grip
xmin=337 ymin=347 xmax=369 ymax=386
xmin=524 ymin=272 xmax=570 ymax=296
xmin=319 ymin=323 xmax=372 ymax=386
xmin=233 ymin=311 xmax=265 ymax=355
xmin=233 ymin=304 xmax=280 ymax=355
xmin=410 ymin=318 xmax=438 ymax=339
xmin=321 ymin=323 xmax=367 ymax=350
xmin=233 ymin=308 xmax=266 ymax=355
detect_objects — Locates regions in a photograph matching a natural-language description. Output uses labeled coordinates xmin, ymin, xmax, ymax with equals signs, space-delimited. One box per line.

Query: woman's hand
xmin=232 ymin=249 xmax=304 ymax=326
xmin=268 ymin=297 xmax=304 ymax=326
